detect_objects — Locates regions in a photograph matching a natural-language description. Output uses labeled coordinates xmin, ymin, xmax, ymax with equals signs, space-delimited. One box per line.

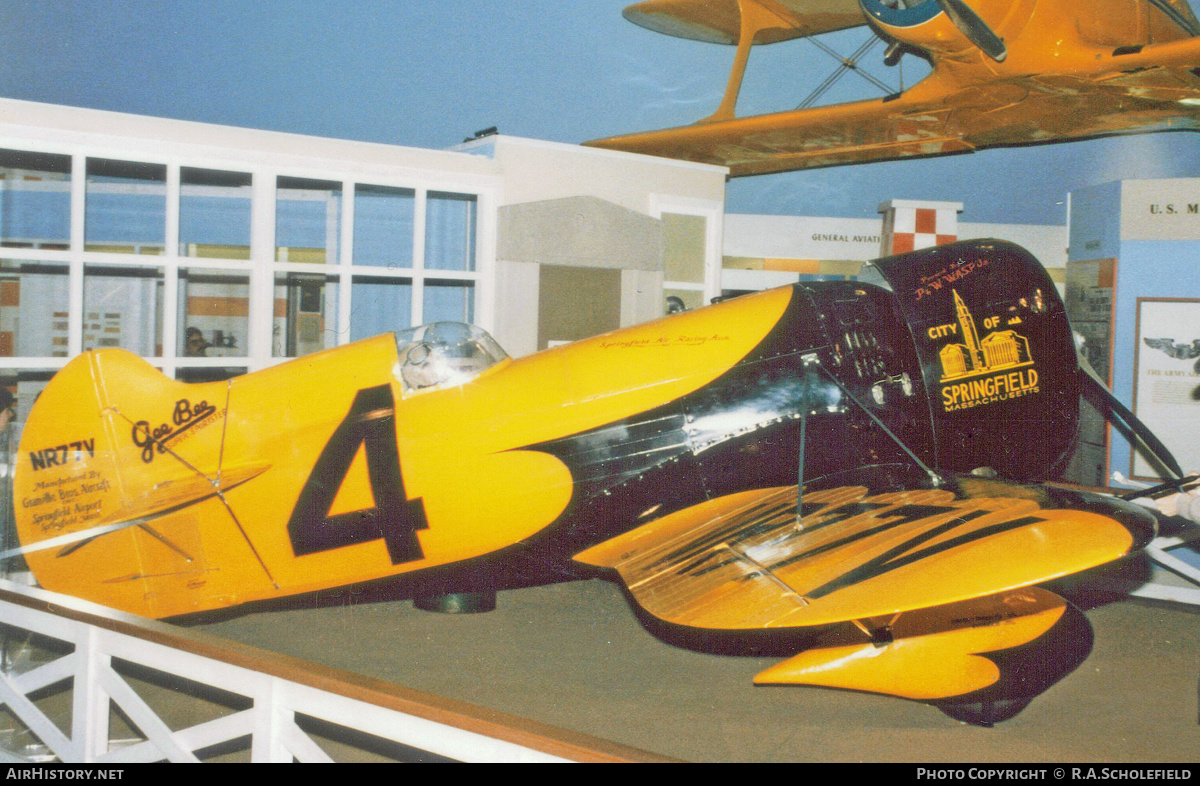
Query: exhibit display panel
xmin=84 ymin=158 xmax=167 ymax=254
xmin=1132 ymin=297 xmax=1200 ymax=479
xmin=0 ymin=260 xmax=69 ymax=358
xmin=424 ymin=279 xmax=475 ymax=325
xmin=1068 ymin=180 xmax=1200 ymax=483
xmin=276 ymin=176 xmax=343 ymax=265
xmin=176 ymin=267 xmax=250 ymax=358
xmin=425 ymin=191 xmax=477 ymax=272
xmin=273 ymin=273 xmax=339 ymax=358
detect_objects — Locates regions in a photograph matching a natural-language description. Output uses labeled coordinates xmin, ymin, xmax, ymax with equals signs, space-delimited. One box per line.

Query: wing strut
xmin=807 ymin=354 xmax=942 ymax=486
xmin=703 ymin=0 xmax=797 ymax=123
xmin=795 ymin=384 xmax=808 ymax=528
xmin=798 ymin=34 xmax=891 ymax=109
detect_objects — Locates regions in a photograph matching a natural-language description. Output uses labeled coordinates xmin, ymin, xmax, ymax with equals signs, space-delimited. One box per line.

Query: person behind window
xmin=0 ymin=388 xmax=13 ymax=431
xmin=185 ymin=327 xmax=209 ymax=357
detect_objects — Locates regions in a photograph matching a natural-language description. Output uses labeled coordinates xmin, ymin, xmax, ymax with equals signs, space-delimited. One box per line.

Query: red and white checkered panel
xmin=882 ymin=205 xmax=958 ymax=255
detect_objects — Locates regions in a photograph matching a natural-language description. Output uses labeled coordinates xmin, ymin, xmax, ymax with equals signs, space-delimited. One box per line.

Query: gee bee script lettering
xmin=131 ymin=399 xmax=217 ymax=463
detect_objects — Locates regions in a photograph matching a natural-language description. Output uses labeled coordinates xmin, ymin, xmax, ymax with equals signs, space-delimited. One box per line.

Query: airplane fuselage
xmin=13 ymin=240 xmax=1079 ymax=618
xmin=861 ymin=0 xmax=1198 ymax=74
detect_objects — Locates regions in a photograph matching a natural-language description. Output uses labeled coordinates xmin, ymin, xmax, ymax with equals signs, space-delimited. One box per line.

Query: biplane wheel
xmin=936 ymin=697 xmax=1031 ymax=727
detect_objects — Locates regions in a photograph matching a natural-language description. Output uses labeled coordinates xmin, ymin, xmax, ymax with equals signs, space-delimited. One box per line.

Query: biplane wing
xmin=621 ymin=0 xmax=865 ymax=45
xmin=574 ymin=465 xmax=1155 ymax=721
xmin=586 ymin=0 xmax=1200 ymax=175
xmin=589 ymin=74 xmax=975 ymax=175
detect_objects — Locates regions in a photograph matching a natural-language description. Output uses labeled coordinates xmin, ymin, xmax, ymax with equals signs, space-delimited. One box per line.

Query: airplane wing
xmin=589 ymin=0 xmax=1200 ymax=175
xmin=573 ymin=464 xmax=1156 ymax=717
xmin=622 ymin=0 xmax=865 ymax=45
xmin=588 ymin=76 xmax=972 ymax=175
xmin=587 ymin=61 xmax=1200 ymax=175
xmin=573 ymin=465 xmax=1155 ymax=629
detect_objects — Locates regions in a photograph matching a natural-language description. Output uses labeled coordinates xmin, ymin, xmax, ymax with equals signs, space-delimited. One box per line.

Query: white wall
xmin=456 ymin=136 xmax=727 ymax=215
xmin=724 ymin=213 xmax=1068 ymax=268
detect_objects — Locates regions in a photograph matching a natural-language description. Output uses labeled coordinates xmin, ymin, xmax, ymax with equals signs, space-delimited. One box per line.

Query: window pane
xmin=276 ymin=176 xmax=341 ymax=264
xmin=0 ymin=260 xmax=70 ymax=357
xmin=0 ymin=149 xmax=71 ymax=250
xmin=85 ymin=158 xmax=166 ymax=254
xmin=351 ymin=276 xmax=412 ymax=342
xmin=663 ymin=213 xmax=706 ymax=284
xmin=0 ymin=370 xmax=52 ymax=422
xmin=273 ymin=273 xmax=338 ymax=357
xmin=180 ymin=168 xmax=252 ymax=260
xmin=83 ymin=265 xmax=164 ymax=356
xmin=424 ymin=280 xmax=474 ymax=324
xmin=425 ymin=191 xmax=476 ymax=272
xmin=664 ymin=288 xmax=704 ymax=316
xmin=176 ymin=366 xmax=246 ymax=383
xmin=178 ymin=268 xmax=250 ymax=357
xmin=0 ymin=369 xmax=53 ymax=565
xmin=353 ymin=184 xmax=414 ymax=268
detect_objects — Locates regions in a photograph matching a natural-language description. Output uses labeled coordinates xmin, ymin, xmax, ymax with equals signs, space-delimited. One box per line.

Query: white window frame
xmin=647 ymin=194 xmax=724 ymax=307
xmin=0 ymin=132 xmax=499 ymax=381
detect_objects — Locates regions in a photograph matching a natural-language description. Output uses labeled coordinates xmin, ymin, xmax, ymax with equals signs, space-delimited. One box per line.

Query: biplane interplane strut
xmin=586 ymin=0 xmax=1200 ymax=174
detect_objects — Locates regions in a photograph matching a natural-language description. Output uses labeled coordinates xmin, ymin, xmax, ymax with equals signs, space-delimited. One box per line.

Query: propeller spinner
xmin=862 ymin=0 xmax=1007 ymax=63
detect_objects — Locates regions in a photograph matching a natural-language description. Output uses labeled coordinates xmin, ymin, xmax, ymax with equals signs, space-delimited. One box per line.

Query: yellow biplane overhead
xmin=585 ymin=0 xmax=1200 ymax=174
xmin=7 ymin=240 xmax=1182 ymax=726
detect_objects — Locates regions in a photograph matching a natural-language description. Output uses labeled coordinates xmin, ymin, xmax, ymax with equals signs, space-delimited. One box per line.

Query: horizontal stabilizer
xmin=91 ymin=462 xmax=269 ymax=532
xmin=12 ymin=349 xmax=278 ymax=616
xmin=2 ymin=462 xmax=269 ymax=561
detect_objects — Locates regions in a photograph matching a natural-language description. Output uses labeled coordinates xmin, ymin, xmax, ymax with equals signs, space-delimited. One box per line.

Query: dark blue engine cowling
xmin=860 ymin=239 xmax=1080 ymax=481
xmin=507 ymin=239 xmax=1079 ymax=571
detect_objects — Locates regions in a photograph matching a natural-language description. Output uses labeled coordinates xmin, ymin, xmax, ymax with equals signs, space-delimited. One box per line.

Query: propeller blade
xmin=936 ymin=0 xmax=1007 ymax=62
xmin=884 ymin=41 xmax=904 ymax=67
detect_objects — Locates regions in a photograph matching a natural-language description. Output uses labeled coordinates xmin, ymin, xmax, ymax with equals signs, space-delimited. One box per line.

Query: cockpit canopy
xmin=394 ymin=322 xmax=509 ymax=393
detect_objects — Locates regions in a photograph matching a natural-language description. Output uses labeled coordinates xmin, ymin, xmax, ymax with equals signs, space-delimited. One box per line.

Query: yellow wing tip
xmin=753 ymin=589 xmax=1070 ymax=701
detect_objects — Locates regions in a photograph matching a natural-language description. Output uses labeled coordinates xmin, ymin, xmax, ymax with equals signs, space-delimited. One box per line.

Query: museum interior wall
xmin=0 ymin=98 xmax=510 ymax=413
xmin=722 ymin=209 xmax=1069 ymax=295
xmin=462 ymin=135 xmax=726 ymax=356
xmin=496 ymin=196 xmax=664 ymax=353
xmin=1067 ymin=178 xmax=1200 ymax=487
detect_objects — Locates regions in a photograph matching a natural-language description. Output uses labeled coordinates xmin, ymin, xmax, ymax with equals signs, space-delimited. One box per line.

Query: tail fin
xmin=11 ymin=350 xmax=264 ymax=616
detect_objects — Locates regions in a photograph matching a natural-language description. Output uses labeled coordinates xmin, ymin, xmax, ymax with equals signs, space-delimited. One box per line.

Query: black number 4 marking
xmin=287 ymin=385 xmax=428 ymax=564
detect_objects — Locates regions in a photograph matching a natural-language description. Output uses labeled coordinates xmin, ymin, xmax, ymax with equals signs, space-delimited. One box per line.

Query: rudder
xmin=12 ymin=350 xmax=236 ymax=616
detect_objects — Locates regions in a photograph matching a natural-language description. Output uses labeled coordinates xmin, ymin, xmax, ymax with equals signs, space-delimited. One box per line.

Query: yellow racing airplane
xmin=586 ymin=0 xmax=1200 ymax=174
xmin=9 ymin=240 xmax=1178 ymax=725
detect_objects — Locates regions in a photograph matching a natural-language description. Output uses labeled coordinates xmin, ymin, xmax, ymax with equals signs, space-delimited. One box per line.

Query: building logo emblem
xmin=936 ymin=290 xmax=1039 ymax=412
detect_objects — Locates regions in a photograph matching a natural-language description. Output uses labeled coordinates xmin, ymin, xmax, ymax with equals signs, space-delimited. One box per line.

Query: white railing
xmin=0 ymin=578 xmax=665 ymax=763
xmin=1116 ymin=531 xmax=1200 ymax=606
